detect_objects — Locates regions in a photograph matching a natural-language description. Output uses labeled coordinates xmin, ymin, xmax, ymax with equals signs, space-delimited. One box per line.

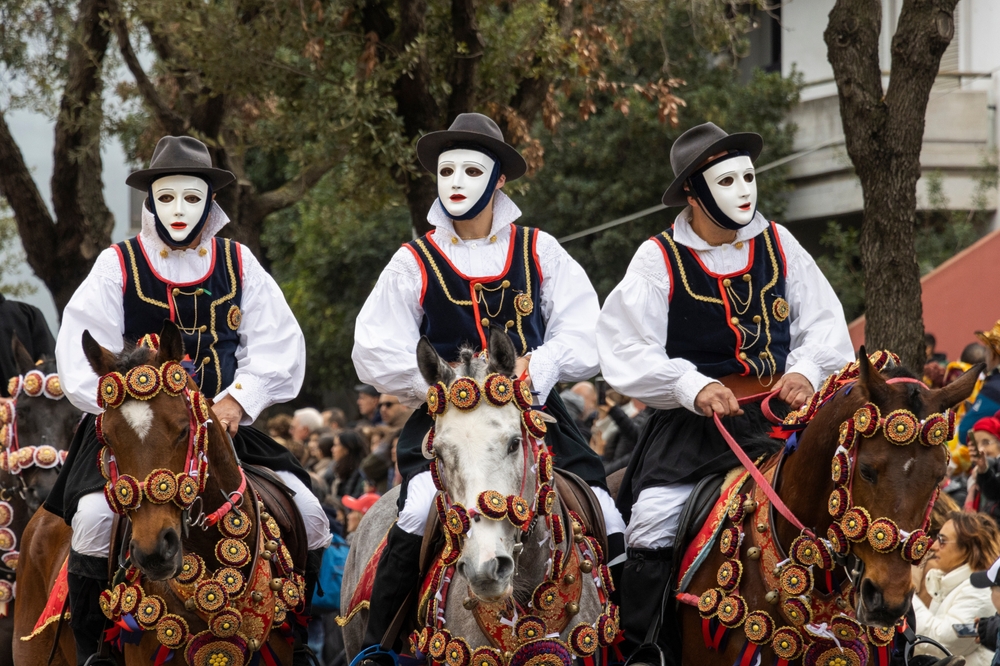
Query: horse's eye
xmin=859 ymin=464 xmax=877 ymax=484
xmin=177 ymin=426 xmax=190 ymax=444
xmin=507 ymin=436 xmax=521 ymax=455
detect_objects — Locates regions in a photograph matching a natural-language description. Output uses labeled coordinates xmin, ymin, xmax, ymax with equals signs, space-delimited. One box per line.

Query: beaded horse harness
xmin=412 ymin=371 xmax=620 ymax=666
xmin=0 ymin=369 xmax=70 ymax=475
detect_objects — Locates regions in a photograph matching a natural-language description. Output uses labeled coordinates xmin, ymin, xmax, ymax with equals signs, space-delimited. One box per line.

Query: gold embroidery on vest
xmin=124 ymin=240 xmax=170 ymax=309
xmin=660 ymin=233 xmax=724 ymax=305
xmin=414 ymin=239 xmax=474 ymax=306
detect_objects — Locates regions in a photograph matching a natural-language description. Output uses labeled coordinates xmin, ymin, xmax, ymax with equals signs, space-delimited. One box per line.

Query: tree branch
xmin=445 ymin=0 xmax=483 ymax=123
xmin=255 ymin=158 xmax=340 ymax=219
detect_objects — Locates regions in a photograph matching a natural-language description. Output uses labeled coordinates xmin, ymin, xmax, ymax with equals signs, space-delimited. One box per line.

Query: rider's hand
xmin=211 ymin=395 xmax=244 ymax=436
xmin=773 ymin=372 xmax=814 ymax=409
xmin=514 ymin=355 xmax=531 ymax=384
xmin=694 ymin=383 xmax=743 ymax=418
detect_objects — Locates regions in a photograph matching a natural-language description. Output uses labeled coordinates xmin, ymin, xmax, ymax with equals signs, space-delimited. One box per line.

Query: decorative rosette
xmin=781 ymin=597 xmax=811 ymax=626
xmin=175 ymin=474 xmax=199 ymax=508
xmin=190 ymin=391 xmax=210 ymax=425
xmin=854 ymin=403 xmax=881 ymax=437
xmin=514 ymin=293 xmax=534 ymax=316
xmin=43 ymin=374 xmax=63 ymax=399
xmin=599 ymin=563 xmax=615 ymax=594
xmin=281 ymin=578 xmax=302 ymax=609
xmin=137 ymin=333 xmax=160 ymax=351
xmin=513 ymin=379 xmax=533 ymax=411
xmin=807 ymin=642 xmax=865 ymax=666
xmin=262 ymin=514 xmax=281 ymax=542
xmin=771 ymin=627 xmax=804 ymax=660
xmin=470 ymin=647 xmax=503 ymax=666
xmin=156 ymin=614 xmax=190 ymax=649
xmin=727 ymin=493 xmax=746 ymax=523
xmin=227 ymin=304 xmax=242 ymax=331
xmin=22 ymin=370 xmax=44 ymax=396
xmin=779 ymin=564 xmax=812 ymax=596
xmin=209 ymin=608 xmax=242 ymax=638
xmin=0 ymin=580 xmax=12 ymax=604
xmin=219 ymin=509 xmax=251 ymax=539
xmin=216 ymin=568 xmax=244 ymax=595
xmin=0 ymin=502 xmax=11 ymax=528
xmin=945 ymin=410 xmax=958 ymax=440
xmin=868 ymin=625 xmax=897 ymax=647
xmin=125 ymin=365 xmax=161 ymax=399
xmin=744 ymin=611 xmax=774 ymax=645
xmin=195 ymin=579 xmax=228 ymax=613
xmin=0 ymin=401 xmax=12 ymax=426
xmin=902 ymin=530 xmax=931 ymax=563
xmin=162 ymin=362 xmax=188 ymax=395
xmin=483 ymin=374 xmax=514 ymax=407
xmin=838 ymin=420 xmax=856 ymax=448
xmin=98 ymin=587 xmax=118 ymax=619
xmin=841 ymin=507 xmax=871 ymax=542
xmin=538 ymin=449 xmax=554 ymax=484
xmin=444 ymin=637 xmax=472 ymax=666
xmin=145 ymin=469 xmax=178 ymax=504
xmin=717 ymin=559 xmax=742 ymax=591
xmin=790 ymin=536 xmax=818 ymax=567
xmin=551 ymin=514 xmax=565 ymax=544
xmin=812 ymin=538 xmax=835 ymax=569
xmin=99 ymin=372 xmax=126 ymax=408
xmin=831 ymin=451 xmax=851 ymax=485
xmin=570 ymin=625 xmax=599 ymax=656
xmin=551 ymin=549 xmax=566 ymax=580
xmin=507 ymin=495 xmax=532 ymax=528
xmin=186 ymin=633 xmax=248 ymax=666
xmin=279 ymin=544 xmax=295 ymax=573
xmin=112 ymin=475 xmax=142 ymax=512
xmin=515 ymin=617 xmax=546 ymax=643
xmin=136 ymin=594 xmax=164 ymax=628
xmin=598 ymin=605 xmax=620 ymax=645
xmin=0 ymin=451 xmax=7 ymax=473
xmin=7 ymin=376 xmax=21 ymax=399
xmin=828 ymin=487 xmax=849 ymax=520
xmin=773 ymin=297 xmax=790 ymax=322
xmin=428 ymin=630 xmax=451 ymax=660
xmin=536 ymin=484 xmax=555 ymax=516
xmin=177 ymin=553 xmax=205 ymax=584
xmin=119 ymin=584 xmax=143 ymax=614
xmin=719 ymin=527 xmax=741 ymax=558
xmin=868 ymin=518 xmax=901 ymax=552
xmin=533 ymin=581 xmax=560 ymax=611
xmin=831 ymin=616 xmax=862 ymax=643
xmin=698 ymin=587 xmax=722 ymax=619
xmin=216 ymin=538 xmax=251 ymax=567
xmin=921 ymin=413 xmax=950 ymax=447
xmin=34 ymin=445 xmax=59 ymax=469
xmin=412 ymin=627 xmax=434 ymax=656
xmin=449 ymin=378 xmax=481 ymax=411
xmin=440 ymin=539 xmax=461 ymax=566
xmin=445 ymin=505 xmax=470 ymax=536
xmin=523 ymin=410 xmax=547 ymax=438
xmin=716 ymin=594 xmax=747 ymax=628
xmin=827 ymin=523 xmax=850 ymax=555
xmin=508 ymin=641 xmax=573 ymax=666
xmin=427 ymin=382 xmax=447 ymax=417
xmin=884 ymin=409 xmax=919 ymax=445
xmin=477 ymin=490 xmax=508 ymax=520
xmin=430 ymin=460 xmax=445 ymax=492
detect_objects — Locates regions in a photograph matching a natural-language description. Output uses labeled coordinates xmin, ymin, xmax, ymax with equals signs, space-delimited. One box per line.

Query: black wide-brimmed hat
xmin=661 ymin=122 xmax=763 ymax=207
xmin=126 ymin=136 xmax=236 ymax=191
xmin=416 ymin=113 xmax=527 ymax=181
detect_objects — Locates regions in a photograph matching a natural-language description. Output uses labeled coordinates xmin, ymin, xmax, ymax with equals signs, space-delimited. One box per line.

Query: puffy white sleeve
xmin=776 ymin=225 xmax=855 ymax=390
xmin=351 ymin=247 xmax=428 ymax=409
xmin=55 ymin=248 xmax=126 ymax=415
xmin=213 ymin=246 xmax=305 ymax=424
xmin=596 ymin=240 xmax=717 ymax=413
xmin=529 ymin=232 xmax=601 ymax=403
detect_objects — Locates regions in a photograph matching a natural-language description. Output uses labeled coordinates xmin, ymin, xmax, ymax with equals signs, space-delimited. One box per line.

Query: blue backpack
xmin=311 ymin=533 xmax=351 ymax=612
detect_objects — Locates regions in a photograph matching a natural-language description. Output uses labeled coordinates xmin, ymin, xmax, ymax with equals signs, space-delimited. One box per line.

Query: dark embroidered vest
xmin=114 ymin=237 xmax=244 ymax=398
xmin=406 ymin=225 xmax=545 ymax=362
xmin=651 ymin=223 xmax=791 ymax=379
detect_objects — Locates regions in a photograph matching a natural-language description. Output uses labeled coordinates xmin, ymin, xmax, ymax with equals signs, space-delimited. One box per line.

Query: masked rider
xmin=352 ymin=113 xmax=627 ymax=661
xmin=595 ymin=123 xmax=853 ymax=659
xmin=48 ymin=136 xmax=332 ymax=666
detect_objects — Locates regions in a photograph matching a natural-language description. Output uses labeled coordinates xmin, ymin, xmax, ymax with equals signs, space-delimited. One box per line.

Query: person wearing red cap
xmin=966 ymin=417 xmax=1000 ymax=521
xmin=343 ymin=492 xmax=381 ymax=537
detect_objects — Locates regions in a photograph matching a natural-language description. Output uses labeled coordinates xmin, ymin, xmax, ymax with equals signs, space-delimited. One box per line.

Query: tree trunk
xmin=825 ymin=0 xmax=959 ymax=372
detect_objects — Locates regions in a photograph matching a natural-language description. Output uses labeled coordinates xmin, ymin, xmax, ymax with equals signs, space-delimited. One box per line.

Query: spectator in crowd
xmin=361 ymin=453 xmax=390 ymax=495
xmin=305 ymin=426 xmax=334 ymax=467
xmin=971 ymin=555 xmax=1000 ymax=662
xmin=560 ymin=388 xmax=591 ymax=444
xmin=912 ymin=511 xmax=1000 ymax=666
xmin=267 ymin=413 xmax=294 ymax=445
xmin=959 ymin=321 xmax=1000 ymax=444
xmin=967 ymin=418 xmax=1000 ymax=522
xmin=311 ymin=433 xmax=337 ymax=482
xmin=598 ymin=393 xmax=650 ymax=475
xmin=377 ymin=394 xmax=413 ymax=429
xmin=343 ymin=492 xmax=381 ymax=541
xmin=366 ymin=425 xmax=398 ymax=458
xmin=330 ymin=429 xmax=366 ymax=501
xmin=323 ymin=407 xmax=347 ymax=430
xmin=355 ymin=384 xmax=382 ymax=426
xmin=1 ymin=293 xmax=55 ymax=400
xmin=924 ymin=333 xmax=949 ymax=388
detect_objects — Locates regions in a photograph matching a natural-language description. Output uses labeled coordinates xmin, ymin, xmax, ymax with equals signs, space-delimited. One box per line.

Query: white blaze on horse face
xmin=152 ymin=174 xmax=209 ymax=243
xmin=703 ymin=154 xmax=757 ymax=226
xmin=436 ymin=149 xmax=495 ymax=218
xmin=120 ymin=401 xmax=154 ymax=441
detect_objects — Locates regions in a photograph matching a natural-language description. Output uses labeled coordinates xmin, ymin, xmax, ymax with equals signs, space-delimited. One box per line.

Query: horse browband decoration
xmin=0 ymin=369 xmax=68 ymax=475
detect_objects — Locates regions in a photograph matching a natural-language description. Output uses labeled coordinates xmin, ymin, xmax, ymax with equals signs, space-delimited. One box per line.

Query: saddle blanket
xmin=21 ymin=556 xmax=70 ymax=641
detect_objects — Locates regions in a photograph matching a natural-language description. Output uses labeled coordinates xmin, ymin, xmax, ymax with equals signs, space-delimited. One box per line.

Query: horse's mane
xmin=452 ymin=346 xmax=490 ymax=381
xmin=107 ymin=345 xmax=157 ymax=374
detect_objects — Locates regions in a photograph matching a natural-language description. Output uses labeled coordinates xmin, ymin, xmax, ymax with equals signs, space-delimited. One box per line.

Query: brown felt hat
xmin=126 ymin=136 xmax=236 ymax=191
xmin=661 ymin=122 xmax=763 ymax=207
xmin=416 ymin=113 xmax=527 ymax=181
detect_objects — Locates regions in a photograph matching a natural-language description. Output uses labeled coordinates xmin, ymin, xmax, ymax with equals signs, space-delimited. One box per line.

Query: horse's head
xmin=82 ymin=321 xmax=218 ymax=580
xmin=416 ymin=329 xmax=537 ymax=603
xmin=4 ymin=336 xmax=81 ymax=512
xmin=804 ymin=350 xmax=982 ymax=627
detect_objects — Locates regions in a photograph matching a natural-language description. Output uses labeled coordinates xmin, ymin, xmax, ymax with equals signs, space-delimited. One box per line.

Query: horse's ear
xmin=10 ymin=335 xmax=36 ymax=375
xmin=417 ymin=337 xmax=454 ymax=387
xmin=927 ymin=362 xmax=985 ymax=413
xmin=857 ymin=347 xmax=890 ymax=405
xmin=82 ymin=331 xmax=118 ymax=377
xmin=156 ymin=320 xmax=186 ymax=364
xmin=486 ymin=326 xmax=517 ymax=377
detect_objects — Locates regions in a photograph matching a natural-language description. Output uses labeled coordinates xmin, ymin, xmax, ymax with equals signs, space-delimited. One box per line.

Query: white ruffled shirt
xmin=596 ymin=208 xmax=854 ymax=413
xmin=55 ymin=203 xmax=306 ymax=423
xmin=352 ymin=191 xmax=600 ymax=407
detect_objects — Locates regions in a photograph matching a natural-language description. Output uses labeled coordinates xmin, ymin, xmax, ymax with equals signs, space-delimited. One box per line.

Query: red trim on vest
xmin=651 ymin=237 xmax=675 ymax=302
xmin=426 ymin=225 xmax=518 ymax=283
xmin=770 ymin=222 xmax=788 ymax=278
xmin=135 ymin=235 xmax=219 ymax=287
xmin=531 ymin=228 xmax=543 ymax=282
xmin=686 ymin=237 xmax=755 ymax=279
xmin=113 ymin=245 xmax=127 ymax=295
xmin=403 ymin=244 xmax=428 ymax=306
xmin=235 ymin=242 xmax=244 ymax=281
xmin=719 ymin=279 xmax=749 ymax=375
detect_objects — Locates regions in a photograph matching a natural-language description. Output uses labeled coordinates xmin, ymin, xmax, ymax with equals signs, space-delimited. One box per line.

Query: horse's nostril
xmin=860 ymin=578 xmax=883 ymax=609
xmin=495 ymin=556 xmax=514 ymax=580
xmin=160 ymin=528 xmax=180 ymax=561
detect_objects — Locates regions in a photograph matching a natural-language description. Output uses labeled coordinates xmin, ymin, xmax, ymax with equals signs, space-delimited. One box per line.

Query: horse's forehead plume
xmin=453 ymin=347 xmax=489 ymax=382
xmin=113 ymin=346 xmax=157 ymax=373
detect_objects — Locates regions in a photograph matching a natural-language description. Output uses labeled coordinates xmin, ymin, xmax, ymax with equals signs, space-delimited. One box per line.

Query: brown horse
xmin=672 ymin=351 xmax=982 ymax=666
xmin=15 ymin=322 xmax=304 ymax=666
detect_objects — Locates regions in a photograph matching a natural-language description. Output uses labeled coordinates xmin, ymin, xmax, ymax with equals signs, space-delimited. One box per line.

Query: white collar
xmin=671 ymin=206 xmax=770 ymax=250
xmin=139 ymin=201 xmax=230 ymax=256
xmin=427 ymin=190 xmax=522 ymax=243
xmin=925 ymin=563 xmax=974 ymax=598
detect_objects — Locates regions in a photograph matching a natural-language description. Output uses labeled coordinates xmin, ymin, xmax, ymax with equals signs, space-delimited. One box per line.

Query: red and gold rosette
xmin=227 ymin=305 xmax=242 ymax=331
xmin=921 ymin=413 xmax=950 ymax=447
xmin=884 ymin=409 xmax=919 ymax=445
xmin=6 ymin=376 xmax=21 ymax=399
xmin=194 ymin=579 xmax=228 ymax=613
xmin=827 ymin=522 xmax=850 ymax=555
xmin=216 ymin=538 xmax=251 ymax=567
xmin=902 ymin=529 xmax=931 ymax=563
xmin=281 ymin=578 xmax=303 ymax=610
xmin=125 ymin=365 xmax=161 ymax=399
xmin=483 ymin=373 xmax=514 ymax=407
xmin=155 ymin=614 xmax=190 ymax=650
xmin=0 ymin=502 xmax=11 ymax=528
xmin=812 ymin=537 xmax=834 ymax=569
xmin=537 ymin=449 xmax=554 ymax=484
xmin=771 ymin=627 xmax=804 ymax=660
xmin=137 ymin=333 xmax=160 ymax=351
xmin=162 ymin=361 xmax=188 ymax=395
xmin=43 ymin=374 xmax=63 ymax=399
xmin=507 ymin=495 xmax=532 ymax=528
xmin=536 ymin=484 xmax=555 ymax=516
xmin=716 ymin=559 xmax=742 ymax=591
xmin=841 ymin=507 xmax=871 ymax=542
xmin=533 ymin=581 xmax=560 ymax=611
xmin=522 ymin=410 xmax=547 ymax=438
xmin=216 ymin=568 xmax=244 ymax=595
xmin=515 ymin=617 xmax=546 ymax=643
xmin=726 ymin=493 xmax=746 ymax=523
xmin=136 ymin=595 xmax=164 ymax=628
xmin=449 ymin=378 xmax=481 ymax=411
xmin=868 ymin=624 xmax=897 ymax=647
xmin=550 ymin=514 xmax=564 ymax=544
xmin=34 ymin=445 xmax=59 ymax=469
xmin=175 ymin=474 xmax=199 ymax=508
xmin=828 ymin=487 xmax=849 ymax=520
xmin=716 ymin=594 xmax=747 ymax=628
xmin=22 ymin=370 xmax=44 ymax=397
xmin=477 ymin=490 xmax=508 ymax=520
xmin=790 ymin=536 xmax=818 ymax=567
xmin=470 ymin=647 xmax=503 ymax=666
xmin=779 ymin=564 xmax=812 ymax=596
xmin=119 ymin=584 xmax=143 ymax=614
xmin=831 ymin=616 xmax=862 ymax=643
xmin=209 ymin=608 xmax=242 ymax=638
xmin=445 ymin=505 xmax=470 ymax=536
xmin=838 ymin=420 xmax=856 ymax=448
xmin=427 ymin=382 xmax=447 ymax=417
xmin=177 ymin=553 xmax=205 ymax=585
xmin=570 ymin=625 xmax=599 ymax=657
xmin=513 ymin=378 xmax=533 ymax=411
xmin=744 ymin=610 xmax=774 ymax=645
xmin=219 ymin=509 xmax=251 ymax=539
xmin=112 ymin=475 xmax=142 ymax=512
xmin=831 ymin=451 xmax=851 ymax=485
xmin=853 ymin=403 xmax=881 ymax=437
xmin=868 ymin=518 xmax=901 ymax=553
xmin=428 ymin=630 xmax=451 ymax=661
xmin=781 ymin=597 xmax=811 ymax=626
xmin=190 ymin=392 xmax=211 ymax=424
xmin=444 ymin=637 xmax=472 ymax=666
xmin=145 ymin=469 xmax=178 ymax=504
xmin=412 ymin=627 xmax=433 ymax=656
xmin=98 ymin=586 xmax=119 ymax=619
xmin=598 ymin=605 xmax=620 ymax=646
xmin=698 ymin=588 xmax=722 ymax=618
xmin=719 ymin=526 xmax=740 ymax=558
xmin=99 ymin=372 xmax=126 ymax=408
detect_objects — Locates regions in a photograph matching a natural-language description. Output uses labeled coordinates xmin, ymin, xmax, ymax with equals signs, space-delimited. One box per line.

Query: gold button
xmin=474 ymin=283 xmax=483 ymax=292
xmin=172 ymin=288 xmax=180 ymax=296
xmin=739 ymin=352 xmax=747 ymax=360
xmin=159 ymin=249 xmax=168 ymax=258
xmin=235 ymin=383 xmax=242 ymax=389
xmin=196 ymin=288 xmax=204 ymax=295
xmin=203 ymin=357 xmax=211 ymax=365
xmin=723 ymin=278 xmax=732 ymax=287
xmin=490 ymin=235 xmax=497 ymax=243
xmin=735 ymin=241 xmax=744 ymax=249
xmin=730 ymin=317 xmax=739 ymax=325
xmin=199 ymin=325 xmax=207 ymax=332
xmin=451 ymin=236 xmax=459 ymax=245
xmin=505 ymin=321 xmax=514 ymax=329
xmin=481 ymin=318 xmax=489 ymax=326
xmin=742 ymin=274 xmax=752 ymax=283
xmin=753 ymin=315 xmax=761 ymax=323
xmin=501 ymin=280 xmax=510 ymax=288
xmin=198 ymin=247 xmax=207 ymax=257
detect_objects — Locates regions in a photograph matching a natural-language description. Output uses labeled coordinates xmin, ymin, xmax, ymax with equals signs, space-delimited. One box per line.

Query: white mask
xmin=436 ymin=149 xmax=496 ymax=218
xmin=151 ymin=175 xmax=210 ymax=243
xmin=701 ymin=155 xmax=757 ymax=226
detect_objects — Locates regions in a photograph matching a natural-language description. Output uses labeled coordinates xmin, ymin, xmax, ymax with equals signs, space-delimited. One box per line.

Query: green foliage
xmin=0 ymin=205 xmax=35 ymax=298
xmin=815 ymin=222 xmax=864 ymax=321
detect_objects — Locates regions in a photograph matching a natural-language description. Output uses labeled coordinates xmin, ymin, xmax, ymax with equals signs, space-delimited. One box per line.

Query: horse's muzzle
xmin=856 ymin=578 xmax=912 ymax=627
xmin=131 ymin=527 xmax=183 ymax=580
xmin=458 ymin=555 xmax=515 ymax=602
